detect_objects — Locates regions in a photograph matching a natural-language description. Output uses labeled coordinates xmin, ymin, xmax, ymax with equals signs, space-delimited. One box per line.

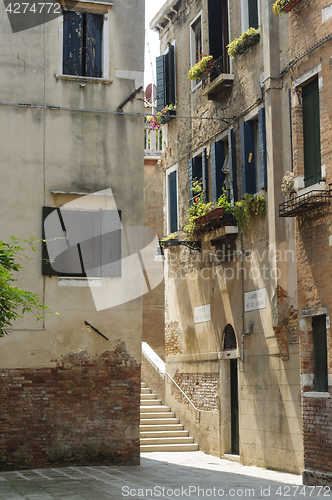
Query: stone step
xmin=140 ymin=443 xmax=199 ymax=452
xmin=140 ymin=393 xmax=156 ymax=400
xmin=140 ymin=412 xmax=175 ymax=419
xmin=140 ymin=406 xmax=171 ymax=413
xmin=140 ymin=423 xmax=184 ymax=432
xmin=141 ymin=388 xmax=151 ymax=394
xmin=140 ymin=399 xmax=162 ymax=406
xmin=140 ymin=430 xmax=189 ymax=439
xmin=140 ymin=417 xmax=180 ymax=425
xmin=141 ymin=437 xmax=194 ymax=445
xmin=141 ymin=382 xmax=147 ymax=388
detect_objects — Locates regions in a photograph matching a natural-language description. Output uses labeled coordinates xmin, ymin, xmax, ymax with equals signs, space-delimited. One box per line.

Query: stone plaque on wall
xmin=194 ymin=304 xmax=211 ymax=324
xmin=244 ymin=288 xmax=266 ymax=312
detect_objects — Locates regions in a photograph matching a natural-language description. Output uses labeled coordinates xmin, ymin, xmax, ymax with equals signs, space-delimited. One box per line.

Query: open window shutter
xmin=189 ymin=158 xmax=194 ymax=206
xmin=169 ymin=172 xmax=178 ymax=233
xmin=208 ymin=0 xmax=222 ymax=60
xmin=248 ymin=0 xmax=259 ymax=29
xmin=42 ymin=207 xmax=59 ymax=276
xmin=228 ymin=129 xmax=237 ymax=202
xmin=85 ymin=13 xmax=103 ymax=78
xmin=156 ymin=55 xmax=166 ymax=113
xmin=166 ymin=44 xmax=176 ymax=106
xmin=202 ymin=148 xmax=208 ymax=203
xmin=211 ymin=141 xmax=225 ymax=203
xmin=241 ymin=121 xmax=256 ymax=195
xmin=63 ymin=11 xmax=83 ymax=76
xmin=303 ymin=78 xmax=321 ymax=187
xmin=258 ymin=107 xmax=267 ymax=189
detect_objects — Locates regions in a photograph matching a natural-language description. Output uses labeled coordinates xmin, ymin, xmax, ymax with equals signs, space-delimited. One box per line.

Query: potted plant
xmin=272 ymin=0 xmax=303 ymax=15
xmin=146 ymin=104 xmax=176 ymax=130
xmin=187 ymin=55 xmax=214 ymax=81
xmin=233 ymin=193 xmax=266 ymax=232
xmin=227 ymin=28 xmax=260 ymax=58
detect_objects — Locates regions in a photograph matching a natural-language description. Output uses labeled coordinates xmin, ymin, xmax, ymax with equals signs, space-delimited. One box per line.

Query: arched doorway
xmin=222 ymin=324 xmax=239 ymax=455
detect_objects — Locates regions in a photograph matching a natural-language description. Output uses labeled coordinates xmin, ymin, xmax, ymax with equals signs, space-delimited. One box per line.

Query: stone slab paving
xmin=0 ymin=452 xmax=329 ymax=500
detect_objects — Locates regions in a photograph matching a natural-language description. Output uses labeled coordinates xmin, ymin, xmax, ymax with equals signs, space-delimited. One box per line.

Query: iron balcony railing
xmin=279 ymin=186 xmax=332 ymax=217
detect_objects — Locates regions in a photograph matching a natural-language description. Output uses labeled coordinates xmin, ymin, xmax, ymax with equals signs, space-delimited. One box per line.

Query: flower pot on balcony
xmin=280 ymin=0 xmax=303 ymax=12
xmin=205 ymin=206 xmax=224 ymax=221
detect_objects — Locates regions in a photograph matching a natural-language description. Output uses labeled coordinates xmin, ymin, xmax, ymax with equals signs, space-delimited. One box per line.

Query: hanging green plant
xmin=187 ymin=55 xmax=213 ymax=81
xmin=227 ymin=28 xmax=260 ymax=58
xmin=184 ymin=181 xmax=212 ymax=238
xmin=233 ymin=193 xmax=266 ymax=232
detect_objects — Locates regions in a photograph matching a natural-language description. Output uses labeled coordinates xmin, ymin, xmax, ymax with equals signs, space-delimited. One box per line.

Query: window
xmin=42 ymin=207 xmax=121 ymax=277
xmin=241 ymin=0 xmax=259 ymax=32
xmin=166 ymin=168 xmax=178 ymax=234
xmin=211 ymin=141 xmax=228 ymax=203
xmin=190 ymin=13 xmax=203 ymax=89
xmin=312 ymin=315 xmax=328 ymax=392
xmin=63 ymin=11 xmax=103 ymax=78
xmin=302 ymin=77 xmax=322 ymax=187
xmin=156 ymin=42 xmax=176 ymax=113
xmin=240 ymin=107 xmax=267 ymax=196
xmin=208 ymin=0 xmax=230 ymax=74
xmin=189 ymin=150 xmax=207 ymax=204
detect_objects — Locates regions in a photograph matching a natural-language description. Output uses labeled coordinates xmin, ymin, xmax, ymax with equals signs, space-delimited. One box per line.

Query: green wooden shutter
xmin=166 ymin=44 xmax=176 ymax=106
xmin=258 ymin=108 xmax=267 ymax=190
xmin=202 ymin=148 xmax=208 ymax=203
xmin=312 ymin=315 xmax=328 ymax=392
xmin=156 ymin=55 xmax=166 ymax=113
xmin=240 ymin=120 xmax=256 ymax=195
xmin=303 ymin=78 xmax=321 ymax=187
xmin=63 ymin=11 xmax=83 ymax=76
xmin=169 ymin=172 xmax=178 ymax=233
xmin=85 ymin=13 xmax=103 ymax=78
xmin=248 ymin=0 xmax=258 ymax=29
xmin=228 ymin=129 xmax=237 ymax=202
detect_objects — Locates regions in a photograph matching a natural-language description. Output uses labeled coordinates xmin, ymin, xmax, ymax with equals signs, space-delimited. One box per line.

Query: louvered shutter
xmin=211 ymin=142 xmax=225 ymax=203
xmin=240 ymin=121 xmax=256 ymax=196
xmin=63 ymin=11 xmax=83 ymax=76
xmin=189 ymin=158 xmax=194 ymax=206
xmin=167 ymin=44 xmax=176 ymax=106
xmin=169 ymin=172 xmax=178 ymax=233
xmin=228 ymin=129 xmax=237 ymax=202
xmin=156 ymin=55 xmax=166 ymax=113
xmin=202 ymin=148 xmax=208 ymax=203
xmin=85 ymin=13 xmax=103 ymax=78
xmin=303 ymin=78 xmax=321 ymax=187
xmin=258 ymin=108 xmax=267 ymax=190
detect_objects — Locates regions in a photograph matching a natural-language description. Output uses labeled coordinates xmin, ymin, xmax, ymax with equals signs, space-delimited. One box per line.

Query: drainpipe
xmin=241 ymin=233 xmax=245 ymax=364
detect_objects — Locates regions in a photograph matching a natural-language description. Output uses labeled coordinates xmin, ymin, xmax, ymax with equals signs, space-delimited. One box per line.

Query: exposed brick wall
xmin=0 ymin=343 xmax=140 ymax=470
xmin=173 ymin=372 xmax=219 ymax=412
xmin=303 ymin=395 xmax=332 ymax=474
xmin=165 ymin=321 xmax=184 ymax=357
xmin=141 ymin=355 xmax=165 ymax=404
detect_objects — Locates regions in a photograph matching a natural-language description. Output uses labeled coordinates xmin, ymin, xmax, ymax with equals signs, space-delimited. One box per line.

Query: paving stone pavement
xmin=0 ymin=452 xmax=329 ymax=500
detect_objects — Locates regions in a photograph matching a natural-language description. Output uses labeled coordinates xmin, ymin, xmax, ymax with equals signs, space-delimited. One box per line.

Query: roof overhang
xmin=149 ymin=0 xmax=178 ymax=32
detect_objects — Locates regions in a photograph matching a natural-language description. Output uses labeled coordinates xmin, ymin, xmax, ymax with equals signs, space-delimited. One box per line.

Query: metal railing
xmin=279 ymin=185 xmax=332 ymax=217
xmin=141 ymin=349 xmax=201 ymax=423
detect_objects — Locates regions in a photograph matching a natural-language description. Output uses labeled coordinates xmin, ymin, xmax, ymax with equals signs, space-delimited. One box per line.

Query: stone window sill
xmin=55 ymin=74 xmax=113 ymax=84
xmin=303 ymin=391 xmax=331 ymax=398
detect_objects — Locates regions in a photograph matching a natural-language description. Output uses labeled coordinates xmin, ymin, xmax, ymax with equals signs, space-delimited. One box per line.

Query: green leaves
xmin=227 ymin=28 xmax=260 ymax=58
xmin=233 ymin=193 xmax=266 ymax=232
xmin=0 ymin=237 xmax=49 ymax=337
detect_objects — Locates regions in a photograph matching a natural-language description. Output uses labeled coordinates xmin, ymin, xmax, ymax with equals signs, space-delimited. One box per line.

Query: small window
xmin=312 ymin=316 xmax=328 ymax=392
xmin=241 ymin=0 xmax=259 ymax=32
xmin=208 ymin=0 xmax=230 ymax=74
xmin=167 ymin=169 xmax=178 ymax=234
xmin=190 ymin=13 xmax=203 ymax=89
xmin=63 ymin=11 xmax=103 ymax=78
xmin=42 ymin=207 xmax=121 ymax=277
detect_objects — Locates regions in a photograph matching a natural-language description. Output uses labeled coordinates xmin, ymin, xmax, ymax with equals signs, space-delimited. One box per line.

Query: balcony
xmin=280 ymin=0 xmax=303 ymax=12
xmin=144 ymin=124 xmax=162 ymax=158
xmin=279 ymin=186 xmax=332 ymax=217
xmin=201 ymin=56 xmax=234 ymax=98
xmin=193 ymin=207 xmax=238 ymax=240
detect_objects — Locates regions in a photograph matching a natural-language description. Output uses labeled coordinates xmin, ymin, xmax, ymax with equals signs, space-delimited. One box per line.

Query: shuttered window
xmin=228 ymin=129 xmax=237 ymax=202
xmin=312 ymin=315 xmax=328 ymax=392
xmin=303 ymin=78 xmax=321 ymax=187
xmin=208 ymin=0 xmax=229 ymax=74
xmin=211 ymin=141 xmax=226 ymax=203
xmin=63 ymin=11 xmax=103 ymax=78
xmin=156 ymin=44 xmax=176 ymax=113
xmin=169 ymin=171 xmax=178 ymax=233
xmin=42 ymin=208 xmax=121 ymax=277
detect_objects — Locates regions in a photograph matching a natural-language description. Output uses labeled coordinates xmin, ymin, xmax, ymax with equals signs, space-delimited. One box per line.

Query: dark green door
xmin=230 ymin=359 xmax=239 ymax=454
xmin=312 ymin=315 xmax=328 ymax=392
xmin=302 ymin=78 xmax=321 ymax=187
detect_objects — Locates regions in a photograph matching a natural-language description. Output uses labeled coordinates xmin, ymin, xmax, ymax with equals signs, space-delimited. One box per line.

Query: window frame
xmin=190 ymin=10 xmax=203 ymax=92
xmin=166 ymin=165 xmax=179 ymax=235
xmin=241 ymin=0 xmax=260 ymax=32
xmin=58 ymin=4 xmax=110 ymax=80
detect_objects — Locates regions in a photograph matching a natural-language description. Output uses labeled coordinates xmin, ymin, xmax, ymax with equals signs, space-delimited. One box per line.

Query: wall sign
xmin=244 ymin=288 xmax=266 ymax=312
xmin=194 ymin=304 xmax=211 ymax=324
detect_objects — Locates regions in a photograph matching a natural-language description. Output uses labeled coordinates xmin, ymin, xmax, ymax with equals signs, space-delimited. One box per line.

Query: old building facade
xmin=0 ymin=0 xmax=145 ymax=468
xmin=279 ymin=0 xmax=332 ymax=486
xmin=151 ymin=0 xmax=304 ymax=474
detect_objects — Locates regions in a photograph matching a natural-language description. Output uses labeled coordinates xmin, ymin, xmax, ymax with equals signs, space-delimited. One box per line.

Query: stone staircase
xmin=140 ymin=382 xmax=199 ymax=452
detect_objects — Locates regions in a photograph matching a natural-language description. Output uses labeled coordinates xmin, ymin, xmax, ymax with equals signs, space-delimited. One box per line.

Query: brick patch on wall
xmin=0 ymin=343 xmax=140 ymax=470
xmin=141 ymin=355 xmax=165 ymax=404
xmin=173 ymin=372 xmax=218 ymax=411
xmin=165 ymin=321 xmax=183 ymax=357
